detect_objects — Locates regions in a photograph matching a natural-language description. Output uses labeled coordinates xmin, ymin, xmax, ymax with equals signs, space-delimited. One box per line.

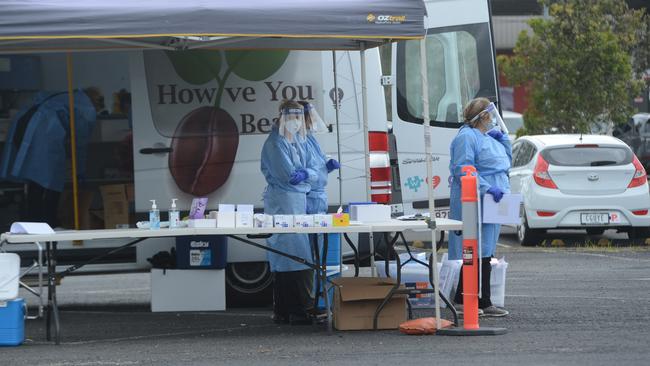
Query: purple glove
xmin=487 ymin=186 xmax=504 ymax=202
xmin=487 ymin=129 xmax=504 ymax=141
xmin=289 ymin=169 xmax=309 ymax=185
xmin=326 ymin=159 xmax=340 ymax=172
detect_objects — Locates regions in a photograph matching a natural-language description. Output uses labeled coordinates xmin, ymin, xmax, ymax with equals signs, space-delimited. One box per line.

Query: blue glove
xmin=289 ymin=169 xmax=309 ymax=185
xmin=326 ymin=159 xmax=340 ymax=172
xmin=487 ymin=186 xmax=505 ymax=203
xmin=487 ymin=129 xmax=504 ymax=141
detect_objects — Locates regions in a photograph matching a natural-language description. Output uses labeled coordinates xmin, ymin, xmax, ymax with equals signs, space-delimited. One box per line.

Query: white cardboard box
xmin=151 ymin=269 xmax=225 ymax=312
xmin=313 ymin=214 xmax=333 ymax=227
xmin=350 ymin=204 xmax=391 ymax=222
xmin=274 ymin=215 xmax=294 ymax=228
xmin=293 ymin=215 xmax=314 ymax=228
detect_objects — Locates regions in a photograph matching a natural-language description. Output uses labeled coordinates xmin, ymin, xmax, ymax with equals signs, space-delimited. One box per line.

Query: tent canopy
xmin=0 ymin=0 xmax=426 ymax=53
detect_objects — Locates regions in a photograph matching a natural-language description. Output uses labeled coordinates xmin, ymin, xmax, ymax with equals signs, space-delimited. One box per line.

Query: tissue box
xmin=254 ymin=214 xmax=274 ymax=228
xmin=294 ymin=215 xmax=314 ymax=228
xmin=236 ymin=212 xmax=254 ymax=228
xmin=274 ymin=215 xmax=294 ymax=228
xmin=314 ymin=214 xmax=333 ymax=227
xmin=217 ymin=212 xmax=236 ymax=228
xmin=333 ymin=213 xmax=350 ymax=226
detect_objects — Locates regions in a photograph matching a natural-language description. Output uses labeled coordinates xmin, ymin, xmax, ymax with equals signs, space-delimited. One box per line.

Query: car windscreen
xmin=541 ymin=146 xmax=633 ymax=167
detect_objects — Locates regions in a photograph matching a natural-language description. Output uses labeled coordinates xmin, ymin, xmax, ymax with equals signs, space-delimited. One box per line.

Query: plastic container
xmin=317 ymin=234 xmax=342 ymax=309
xmin=0 ymin=253 xmax=20 ymax=301
xmin=149 ymin=200 xmax=160 ymax=230
xmin=168 ymin=198 xmax=180 ymax=229
xmin=175 ymin=235 xmax=227 ymax=269
xmin=0 ymin=298 xmax=25 ymax=346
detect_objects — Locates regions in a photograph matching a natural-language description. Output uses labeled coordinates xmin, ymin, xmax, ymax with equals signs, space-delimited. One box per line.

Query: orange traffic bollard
xmin=438 ymin=166 xmax=506 ymax=336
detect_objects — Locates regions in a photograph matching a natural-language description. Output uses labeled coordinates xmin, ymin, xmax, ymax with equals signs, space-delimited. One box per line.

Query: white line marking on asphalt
xmin=507 ymin=294 xmax=650 ymax=301
xmin=59 ymin=323 xmax=276 ymax=346
xmin=568 ymin=251 xmax=650 ymax=262
xmin=497 ymin=243 xmax=511 ymax=248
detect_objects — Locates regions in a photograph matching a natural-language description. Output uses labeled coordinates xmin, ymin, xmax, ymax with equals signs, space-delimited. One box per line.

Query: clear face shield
xmin=302 ymin=103 xmax=328 ymax=134
xmin=469 ymin=102 xmax=508 ymax=134
xmin=278 ymin=107 xmax=306 ymax=142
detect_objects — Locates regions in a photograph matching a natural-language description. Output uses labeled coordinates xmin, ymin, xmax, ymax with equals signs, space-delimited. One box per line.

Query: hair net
xmin=301 ymin=102 xmax=329 ymax=133
xmin=278 ymin=106 xmax=306 ymax=142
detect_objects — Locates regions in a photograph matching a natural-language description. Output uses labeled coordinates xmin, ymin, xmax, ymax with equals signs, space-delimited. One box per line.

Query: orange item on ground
xmin=399 ymin=317 xmax=453 ymax=335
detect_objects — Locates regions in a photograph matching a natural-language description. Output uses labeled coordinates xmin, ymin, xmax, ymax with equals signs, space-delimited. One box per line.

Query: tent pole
xmin=332 ymin=51 xmax=343 ymax=209
xmin=66 ymin=53 xmax=80 ymax=230
xmin=420 ymin=35 xmax=441 ymax=328
xmin=360 ymin=43 xmax=376 ymax=276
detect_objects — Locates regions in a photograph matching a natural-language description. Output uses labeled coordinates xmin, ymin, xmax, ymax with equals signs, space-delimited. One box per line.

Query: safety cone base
xmin=437 ymin=326 xmax=507 ymax=336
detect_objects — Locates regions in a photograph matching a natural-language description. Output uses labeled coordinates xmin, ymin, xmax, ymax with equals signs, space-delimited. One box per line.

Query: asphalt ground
xmin=3 ymin=235 xmax=650 ymax=365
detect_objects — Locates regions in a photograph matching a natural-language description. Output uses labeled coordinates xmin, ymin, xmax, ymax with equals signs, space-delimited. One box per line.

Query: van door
xmin=390 ymin=0 xmax=499 ymax=216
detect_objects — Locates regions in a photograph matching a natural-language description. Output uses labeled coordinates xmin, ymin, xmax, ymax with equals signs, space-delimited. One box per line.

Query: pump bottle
xmin=169 ymin=198 xmax=180 ymax=229
xmin=149 ymin=200 xmax=160 ymax=230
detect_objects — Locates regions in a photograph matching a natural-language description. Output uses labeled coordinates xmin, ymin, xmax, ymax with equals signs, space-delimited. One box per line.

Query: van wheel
xmin=226 ymin=262 xmax=273 ymax=307
xmin=517 ymin=213 xmax=544 ymax=247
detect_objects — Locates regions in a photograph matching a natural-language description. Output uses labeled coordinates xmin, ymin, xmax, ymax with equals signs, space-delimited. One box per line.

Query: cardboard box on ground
xmin=57 ymin=183 xmax=134 ymax=229
xmin=331 ymin=277 xmax=407 ymax=330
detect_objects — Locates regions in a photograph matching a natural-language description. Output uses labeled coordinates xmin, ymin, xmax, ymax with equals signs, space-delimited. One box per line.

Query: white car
xmin=509 ymin=134 xmax=650 ymax=246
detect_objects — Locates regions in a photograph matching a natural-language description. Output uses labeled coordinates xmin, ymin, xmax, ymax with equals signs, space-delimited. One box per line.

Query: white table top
xmin=0 ymin=218 xmax=462 ymax=244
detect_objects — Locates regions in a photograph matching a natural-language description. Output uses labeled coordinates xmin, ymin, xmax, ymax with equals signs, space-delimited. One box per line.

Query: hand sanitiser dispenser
xmin=149 ymin=200 xmax=160 ymax=230
xmin=169 ymin=198 xmax=180 ymax=229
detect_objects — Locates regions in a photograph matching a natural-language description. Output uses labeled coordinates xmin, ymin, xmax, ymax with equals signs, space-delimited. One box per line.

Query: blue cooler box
xmin=176 ymin=236 xmax=227 ymax=269
xmin=317 ymin=234 xmax=341 ymax=309
xmin=0 ymin=298 xmax=25 ymax=346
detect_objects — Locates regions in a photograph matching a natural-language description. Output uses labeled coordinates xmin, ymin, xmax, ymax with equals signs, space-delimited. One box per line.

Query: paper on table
xmin=482 ymin=193 xmax=522 ymax=225
xmin=10 ymin=222 xmax=55 ymax=235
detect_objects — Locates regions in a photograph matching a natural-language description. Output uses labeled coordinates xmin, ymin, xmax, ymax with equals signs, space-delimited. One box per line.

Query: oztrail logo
xmin=367 ymin=13 xmax=406 ymax=25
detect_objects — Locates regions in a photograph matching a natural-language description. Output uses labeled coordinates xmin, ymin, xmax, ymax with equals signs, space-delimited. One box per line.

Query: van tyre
xmin=226 ymin=262 xmax=274 ymax=307
xmin=518 ymin=212 xmax=544 ymax=247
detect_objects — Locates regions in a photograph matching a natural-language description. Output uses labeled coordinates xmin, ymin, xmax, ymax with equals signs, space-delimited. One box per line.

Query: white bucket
xmin=0 ymin=253 xmax=20 ymax=301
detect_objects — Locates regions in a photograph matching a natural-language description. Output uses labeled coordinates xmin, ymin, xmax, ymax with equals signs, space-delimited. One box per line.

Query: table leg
xmin=373 ymin=233 xmax=402 ymax=330
xmin=311 ymin=234 xmax=321 ymax=311
xmin=51 ymin=241 xmax=60 ymax=345
xmin=45 ymin=241 xmax=52 ymax=341
xmin=321 ymin=234 xmax=332 ymax=333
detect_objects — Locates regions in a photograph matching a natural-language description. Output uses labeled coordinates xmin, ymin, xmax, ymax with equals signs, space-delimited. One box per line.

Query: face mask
xmin=284 ymin=119 xmax=302 ymax=134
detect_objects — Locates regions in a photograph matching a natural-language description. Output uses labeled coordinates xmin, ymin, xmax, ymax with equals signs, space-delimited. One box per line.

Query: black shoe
xmin=288 ymin=313 xmax=313 ymax=325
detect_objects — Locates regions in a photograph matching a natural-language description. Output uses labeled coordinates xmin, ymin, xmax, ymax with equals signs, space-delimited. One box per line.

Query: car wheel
xmin=586 ymin=228 xmax=605 ymax=236
xmin=225 ymin=262 xmax=274 ymax=307
xmin=627 ymin=227 xmax=650 ymax=240
xmin=517 ymin=212 xmax=544 ymax=247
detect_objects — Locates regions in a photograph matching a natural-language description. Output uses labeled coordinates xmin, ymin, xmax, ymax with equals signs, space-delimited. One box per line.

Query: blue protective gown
xmin=303 ymin=134 xmax=329 ymax=215
xmin=261 ymin=126 xmax=313 ymax=272
xmin=0 ymin=91 xmax=96 ymax=192
xmin=448 ymin=125 xmax=512 ymax=260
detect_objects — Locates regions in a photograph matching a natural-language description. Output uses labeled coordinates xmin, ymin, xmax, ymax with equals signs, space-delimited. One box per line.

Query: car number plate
xmin=580 ymin=213 xmax=609 ymax=225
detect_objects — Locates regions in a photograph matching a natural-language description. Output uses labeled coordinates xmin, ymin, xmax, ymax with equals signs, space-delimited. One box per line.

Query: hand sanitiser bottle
xmin=169 ymin=198 xmax=180 ymax=229
xmin=149 ymin=200 xmax=160 ymax=230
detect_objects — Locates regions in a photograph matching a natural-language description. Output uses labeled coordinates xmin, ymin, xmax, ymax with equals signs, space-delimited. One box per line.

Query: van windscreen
xmin=541 ymin=146 xmax=632 ymax=167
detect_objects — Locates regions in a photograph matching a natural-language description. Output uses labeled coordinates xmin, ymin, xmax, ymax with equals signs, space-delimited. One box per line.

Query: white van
xmin=4 ymin=0 xmax=500 ymax=306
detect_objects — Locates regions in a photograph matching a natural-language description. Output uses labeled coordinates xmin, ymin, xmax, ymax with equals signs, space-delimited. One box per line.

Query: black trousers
xmin=273 ymin=269 xmax=315 ymax=318
xmin=25 ymin=181 xmax=60 ymax=228
xmin=454 ymin=257 xmax=492 ymax=309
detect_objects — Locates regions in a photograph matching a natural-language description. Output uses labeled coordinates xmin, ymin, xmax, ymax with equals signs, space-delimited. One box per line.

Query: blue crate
xmin=175 ymin=235 xmax=227 ymax=269
xmin=0 ymin=298 xmax=25 ymax=346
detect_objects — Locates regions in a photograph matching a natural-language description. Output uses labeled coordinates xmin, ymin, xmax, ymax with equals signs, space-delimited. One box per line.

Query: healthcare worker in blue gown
xmin=260 ymin=100 xmax=315 ymax=325
xmin=297 ymin=101 xmax=339 ymax=216
xmin=448 ymin=97 xmax=511 ymax=318
xmin=0 ymin=88 xmax=102 ymax=227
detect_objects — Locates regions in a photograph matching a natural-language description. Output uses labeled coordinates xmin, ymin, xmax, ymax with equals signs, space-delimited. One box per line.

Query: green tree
xmin=498 ymin=0 xmax=647 ymax=135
